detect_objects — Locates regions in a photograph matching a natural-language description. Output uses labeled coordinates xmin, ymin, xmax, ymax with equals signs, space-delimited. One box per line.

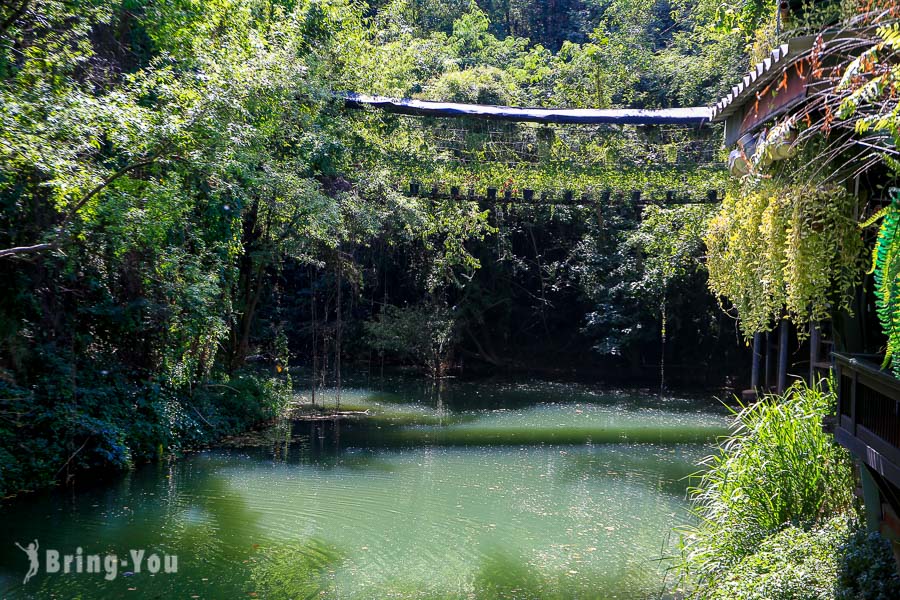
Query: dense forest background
xmin=0 ymin=0 xmax=765 ymax=496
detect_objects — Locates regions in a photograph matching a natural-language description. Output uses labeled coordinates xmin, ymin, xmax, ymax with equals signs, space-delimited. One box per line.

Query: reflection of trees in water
xmin=472 ymin=545 xmax=651 ymax=600
xmin=0 ymin=456 xmax=269 ymax=597
xmin=250 ymin=538 xmax=343 ymax=600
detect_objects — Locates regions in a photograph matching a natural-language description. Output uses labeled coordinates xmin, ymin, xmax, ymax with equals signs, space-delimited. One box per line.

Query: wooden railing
xmin=833 ymin=353 xmax=900 ymax=489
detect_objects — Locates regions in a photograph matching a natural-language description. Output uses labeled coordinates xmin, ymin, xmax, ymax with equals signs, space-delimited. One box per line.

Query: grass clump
xmin=677 ymin=381 xmax=855 ymax=593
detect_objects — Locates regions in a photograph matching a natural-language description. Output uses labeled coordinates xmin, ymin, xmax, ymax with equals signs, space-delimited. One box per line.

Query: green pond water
xmin=0 ymin=378 xmax=732 ymax=599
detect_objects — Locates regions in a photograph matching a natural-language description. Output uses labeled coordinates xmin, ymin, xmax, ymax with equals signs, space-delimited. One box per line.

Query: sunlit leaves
xmin=705 ymin=181 xmax=865 ymax=338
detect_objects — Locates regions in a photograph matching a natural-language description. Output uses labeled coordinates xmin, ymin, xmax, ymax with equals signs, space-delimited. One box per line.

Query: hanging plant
xmin=705 ymin=179 xmax=865 ymax=338
xmin=862 ymin=191 xmax=900 ymax=376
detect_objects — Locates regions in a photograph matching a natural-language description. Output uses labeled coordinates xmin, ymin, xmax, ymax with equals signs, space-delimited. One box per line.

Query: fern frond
xmin=884 ymin=154 xmax=900 ymax=176
xmin=878 ymin=23 xmax=900 ymax=49
xmin=871 ymin=192 xmax=900 ymax=375
xmin=861 ymin=203 xmax=895 ymax=229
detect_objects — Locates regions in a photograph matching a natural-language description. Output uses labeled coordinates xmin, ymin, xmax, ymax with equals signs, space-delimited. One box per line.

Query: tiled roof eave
xmin=710 ymin=34 xmax=819 ymax=122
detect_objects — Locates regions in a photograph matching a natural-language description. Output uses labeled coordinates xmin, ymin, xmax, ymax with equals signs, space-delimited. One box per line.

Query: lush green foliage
xmin=836 ymin=525 xmax=900 ymax=599
xmin=705 ymin=178 xmax=865 ymax=337
xmin=583 ymin=203 xmax=720 ymax=363
xmin=365 ymin=302 xmax=457 ymax=377
xmin=700 ymin=516 xmax=849 ymax=600
xmin=678 ymin=383 xmax=854 ymax=590
xmin=835 ymin=15 xmax=900 ymax=157
xmin=702 ymin=3 xmax=900 ymax=352
xmin=0 ymin=0 xmax=492 ymax=496
xmin=696 ymin=515 xmax=900 ymax=600
xmin=0 ymin=0 xmax=757 ymax=496
xmin=391 ymin=163 xmax=727 ymax=202
xmin=829 ymin=11 xmax=900 ymax=369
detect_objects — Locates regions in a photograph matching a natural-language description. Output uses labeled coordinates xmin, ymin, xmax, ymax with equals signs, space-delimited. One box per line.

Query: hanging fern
xmin=865 ymin=192 xmax=900 ymax=375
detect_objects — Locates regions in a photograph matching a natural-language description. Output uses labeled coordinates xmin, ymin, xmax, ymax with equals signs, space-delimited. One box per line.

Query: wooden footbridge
xmin=342 ymin=93 xmax=722 ymax=206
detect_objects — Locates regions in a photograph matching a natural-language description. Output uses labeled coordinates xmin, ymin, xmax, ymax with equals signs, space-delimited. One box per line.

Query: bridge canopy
xmin=344 ymin=93 xmax=711 ymax=126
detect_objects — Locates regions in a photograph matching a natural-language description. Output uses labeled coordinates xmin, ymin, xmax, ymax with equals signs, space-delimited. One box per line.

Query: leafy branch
xmin=0 ymin=152 xmax=167 ymax=259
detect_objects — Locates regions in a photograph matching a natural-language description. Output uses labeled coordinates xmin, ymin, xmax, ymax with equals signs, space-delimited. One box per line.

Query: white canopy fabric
xmin=343 ymin=93 xmax=711 ymax=126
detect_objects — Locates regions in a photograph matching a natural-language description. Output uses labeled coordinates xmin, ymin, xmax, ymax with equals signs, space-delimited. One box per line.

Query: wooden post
xmin=632 ymin=190 xmax=642 ymax=221
xmin=809 ymin=321 xmax=820 ymax=386
xmin=860 ymin=465 xmax=883 ymax=534
xmin=777 ymin=319 xmax=789 ymax=394
xmin=751 ymin=332 xmax=762 ymax=392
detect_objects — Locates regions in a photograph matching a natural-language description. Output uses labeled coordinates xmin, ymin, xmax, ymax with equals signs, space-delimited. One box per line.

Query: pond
xmin=0 ymin=377 xmax=732 ymax=599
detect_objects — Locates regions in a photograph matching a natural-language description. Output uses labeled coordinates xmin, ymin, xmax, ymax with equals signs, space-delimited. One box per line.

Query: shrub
xmin=677 ymin=382 xmax=854 ymax=589
xmin=703 ymin=517 xmax=849 ymax=600
xmin=836 ymin=526 xmax=900 ymax=600
xmin=0 ymin=365 xmax=290 ymax=498
xmin=686 ymin=515 xmax=900 ymax=600
xmin=365 ymin=302 xmax=457 ymax=377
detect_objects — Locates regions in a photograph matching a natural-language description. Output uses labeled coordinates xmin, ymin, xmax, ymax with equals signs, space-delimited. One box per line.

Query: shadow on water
xmin=249 ymin=538 xmax=344 ymax=600
xmin=306 ymin=371 xmax=731 ymax=415
xmin=0 ymin=455 xmax=272 ymax=598
xmin=470 ymin=545 xmax=654 ymax=600
xmin=555 ymin=446 xmax=707 ymax=497
xmin=285 ymin=414 xmax=728 ymax=456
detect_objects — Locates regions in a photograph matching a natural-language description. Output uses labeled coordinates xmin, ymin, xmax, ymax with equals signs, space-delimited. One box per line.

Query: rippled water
xmin=0 ymin=378 xmax=731 ymax=598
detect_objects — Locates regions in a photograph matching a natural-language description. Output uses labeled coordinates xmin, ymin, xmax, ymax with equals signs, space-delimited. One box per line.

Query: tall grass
xmin=676 ymin=381 xmax=854 ymax=591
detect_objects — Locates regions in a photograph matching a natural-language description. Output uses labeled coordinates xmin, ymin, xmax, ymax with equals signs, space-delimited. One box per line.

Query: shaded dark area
xmin=269 ymin=203 xmax=750 ymax=389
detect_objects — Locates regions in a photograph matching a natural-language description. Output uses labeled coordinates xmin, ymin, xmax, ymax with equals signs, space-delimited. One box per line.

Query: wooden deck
xmin=833 ymin=354 xmax=900 ymax=492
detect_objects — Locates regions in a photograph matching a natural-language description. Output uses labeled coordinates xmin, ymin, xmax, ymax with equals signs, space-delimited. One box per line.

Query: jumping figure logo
xmin=14 ymin=539 xmax=39 ymax=584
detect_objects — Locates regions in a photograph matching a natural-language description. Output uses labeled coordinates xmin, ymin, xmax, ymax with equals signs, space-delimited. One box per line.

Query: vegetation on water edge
xmin=0 ymin=370 xmax=290 ymax=498
xmin=696 ymin=515 xmax=900 ymax=600
xmin=677 ymin=382 xmax=854 ymax=586
xmin=672 ymin=381 xmax=900 ymax=598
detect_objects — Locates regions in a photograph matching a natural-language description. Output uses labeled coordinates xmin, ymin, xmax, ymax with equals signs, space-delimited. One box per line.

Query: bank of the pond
xmin=674 ymin=383 xmax=900 ymax=599
xmin=0 ymin=370 xmax=291 ymax=500
xmin=0 ymin=378 xmax=731 ymax=599
xmin=693 ymin=515 xmax=900 ymax=600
